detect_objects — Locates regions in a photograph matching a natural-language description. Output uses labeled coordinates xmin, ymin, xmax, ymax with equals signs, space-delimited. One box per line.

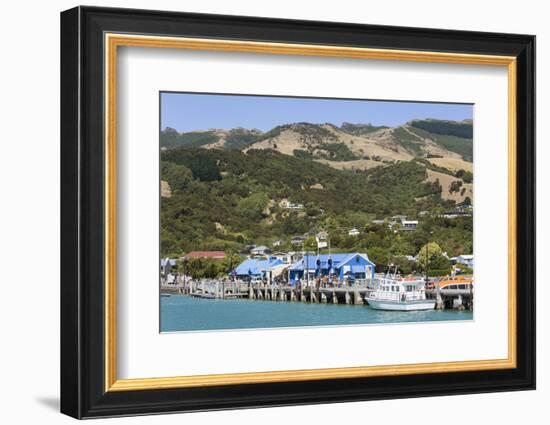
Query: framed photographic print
xmin=60 ymin=6 xmax=535 ymax=419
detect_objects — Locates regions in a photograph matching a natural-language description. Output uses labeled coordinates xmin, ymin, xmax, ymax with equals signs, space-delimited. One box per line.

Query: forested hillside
xmin=161 ymin=148 xmax=473 ymax=268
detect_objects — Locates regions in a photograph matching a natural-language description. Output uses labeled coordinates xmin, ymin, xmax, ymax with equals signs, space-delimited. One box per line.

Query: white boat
xmin=366 ymin=274 xmax=435 ymax=311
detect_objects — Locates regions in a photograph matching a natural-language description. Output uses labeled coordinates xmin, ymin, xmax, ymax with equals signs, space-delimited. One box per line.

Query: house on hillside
xmin=456 ymin=204 xmax=473 ymax=212
xmin=442 ymin=210 xmax=472 ymax=219
xmin=316 ymin=230 xmax=329 ymax=240
xmin=456 ymin=254 xmax=474 ymax=268
xmin=250 ymin=245 xmax=271 ymax=256
xmin=348 ymin=228 xmax=360 ymax=236
xmin=291 ymin=235 xmax=306 ymax=246
xmin=283 ymin=201 xmax=304 ymax=210
xmin=400 ymin=219 xmax=419 ymax=231
xmin=288 ymin=253 xmax=375 ymax=285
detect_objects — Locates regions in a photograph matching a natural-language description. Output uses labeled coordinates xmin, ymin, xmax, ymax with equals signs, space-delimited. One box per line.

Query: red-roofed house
xmin=183 ymin=251 xmax=226 ymax=260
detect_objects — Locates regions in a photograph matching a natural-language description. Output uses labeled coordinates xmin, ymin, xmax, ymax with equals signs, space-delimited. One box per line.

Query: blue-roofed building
xmin=288 ymin=253 xmax=375 ymax=285
xmin=234 ymin=256 xmax=286 ymax=280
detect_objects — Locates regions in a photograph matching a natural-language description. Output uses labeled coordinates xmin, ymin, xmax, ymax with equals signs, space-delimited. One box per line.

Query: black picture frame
xmin=61 ymin=5 xmax=535 ymax=419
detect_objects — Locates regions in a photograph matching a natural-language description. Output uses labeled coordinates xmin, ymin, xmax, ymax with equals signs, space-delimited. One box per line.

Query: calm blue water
xmin=160 ymin=295 xmax=473 ymax=332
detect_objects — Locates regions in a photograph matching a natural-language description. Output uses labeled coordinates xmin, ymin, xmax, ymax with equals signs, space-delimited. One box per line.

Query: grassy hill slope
xmin=161 ymin=118 xmax=473 ymax=166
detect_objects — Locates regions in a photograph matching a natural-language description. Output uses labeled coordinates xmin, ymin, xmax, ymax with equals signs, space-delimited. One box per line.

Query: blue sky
xmin=161 ymin=92 xmax=473 ymax=133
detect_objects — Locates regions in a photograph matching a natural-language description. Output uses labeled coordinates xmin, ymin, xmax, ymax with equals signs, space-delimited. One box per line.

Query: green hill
xmin=408 ymin=119 xmax=473 ymax=161
xmin=160 ymin=148 xmax=472 ymax=260
xmin=409 ymin=119 xmax=473 ymax=139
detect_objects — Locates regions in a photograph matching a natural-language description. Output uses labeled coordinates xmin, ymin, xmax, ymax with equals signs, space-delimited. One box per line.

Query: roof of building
xmin=184 ymin=251 xmax=226 ymax=259
xmin=289 ymin=253 xmax=373 ymax=271
xmin=251 ymin=245 xmax=270 ymax=252
xmin=234 ymin=257 xmax=284 ymax=276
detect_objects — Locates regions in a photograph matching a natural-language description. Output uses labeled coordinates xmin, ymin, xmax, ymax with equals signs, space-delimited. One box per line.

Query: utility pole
xmin=425 ymin=243 xmax=429 ymax=284
xmin=228 ymin=252 xmax=233 ymax=281
xmin=306 ymin=249 xmax=309 ymax=287
xmin=183 ymin=258 xmax=187 ymax=292
xmin=328 ymin=239 xmax=332 ymax=282
xmin=302 ymin=241 xmax=310 ymax=288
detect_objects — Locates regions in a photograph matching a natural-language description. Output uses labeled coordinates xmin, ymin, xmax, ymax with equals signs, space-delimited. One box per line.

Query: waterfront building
xmin=234 ymin=257 xmax=286 ymax=281
xmin=288 ymin=253 xmax=375 ymax=285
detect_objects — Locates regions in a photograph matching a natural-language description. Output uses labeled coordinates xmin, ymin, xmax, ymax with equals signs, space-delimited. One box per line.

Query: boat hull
xmin=366 ymin=298 xmax=436 ymax=311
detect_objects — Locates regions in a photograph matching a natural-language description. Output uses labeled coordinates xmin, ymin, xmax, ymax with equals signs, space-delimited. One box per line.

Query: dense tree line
xmin=409 ymin=119 xmax=473 ymax=139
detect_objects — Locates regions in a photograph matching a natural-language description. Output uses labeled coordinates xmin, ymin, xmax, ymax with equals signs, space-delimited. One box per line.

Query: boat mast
xmin=303 ymin=241 xmax=309 ymax=288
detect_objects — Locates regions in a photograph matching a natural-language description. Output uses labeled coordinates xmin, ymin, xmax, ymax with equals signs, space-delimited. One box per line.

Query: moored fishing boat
xmin=366 ymin=274 xmax=435 ymax=311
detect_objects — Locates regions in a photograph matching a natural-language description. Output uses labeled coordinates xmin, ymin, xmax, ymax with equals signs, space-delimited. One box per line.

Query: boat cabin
xmin=372 ymin=277 xmax=427 ymax=301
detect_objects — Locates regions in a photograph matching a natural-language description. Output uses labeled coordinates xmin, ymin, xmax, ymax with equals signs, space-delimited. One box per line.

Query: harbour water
xmin=160 ymin=294 xmax=473 ymax=332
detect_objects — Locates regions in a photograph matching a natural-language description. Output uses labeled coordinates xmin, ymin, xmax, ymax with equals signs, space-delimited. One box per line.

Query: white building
xmin=250 ymin=245 xmax=271 ymax=256
xmin=401 ymin=219 xmax=419 ymax=230
xmin=271 ymin=252 xmax=295 ymax=264
xmin=348 ymin=228 xmax=360 ymax=236
xmin=442 ymin=210 xmax=472 ymax=219
xmin=284 ymin=201 xmax=304 ymax=210
xmin=456 ymin=254 xmax=474 ymax=268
